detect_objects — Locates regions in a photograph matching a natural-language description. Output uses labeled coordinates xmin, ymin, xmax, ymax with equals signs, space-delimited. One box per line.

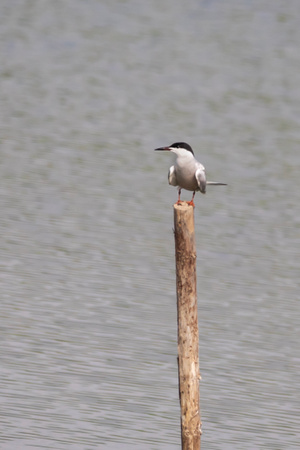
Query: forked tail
xmin=206 ymin=181 xmax=227 ymax=186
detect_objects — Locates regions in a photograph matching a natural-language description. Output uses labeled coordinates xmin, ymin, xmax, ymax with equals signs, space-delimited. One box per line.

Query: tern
xmin=155 ymin=142 xmax=227 ymax=207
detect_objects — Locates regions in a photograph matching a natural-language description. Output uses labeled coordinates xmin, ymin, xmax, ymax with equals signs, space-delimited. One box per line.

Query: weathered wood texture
xmin=174 ymin=202 xmax=201 ymax=450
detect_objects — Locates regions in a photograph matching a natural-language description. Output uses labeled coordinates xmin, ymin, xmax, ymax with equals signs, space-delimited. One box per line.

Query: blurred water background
xmin=0 ymin=0 xmax=299 ymax=449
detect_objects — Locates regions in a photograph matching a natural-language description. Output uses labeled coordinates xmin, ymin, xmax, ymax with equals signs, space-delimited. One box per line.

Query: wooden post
xmin=174 ymin=202 xmax=201 ymax=450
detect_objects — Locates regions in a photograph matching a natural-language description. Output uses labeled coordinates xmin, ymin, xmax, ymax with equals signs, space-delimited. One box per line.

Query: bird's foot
xmin=175 ymin=200 xmax=183 ymax=206
xmin=186 ymin=200 xmax=195 ymax=208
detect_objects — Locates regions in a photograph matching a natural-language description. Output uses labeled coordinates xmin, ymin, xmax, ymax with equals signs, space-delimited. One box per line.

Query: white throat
xmin=170 ymin=147 xmax=194 ymax=159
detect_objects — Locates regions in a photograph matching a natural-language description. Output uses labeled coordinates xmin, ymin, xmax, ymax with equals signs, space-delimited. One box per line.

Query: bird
xmin=155 ymin=142 xmax=227 ymax=207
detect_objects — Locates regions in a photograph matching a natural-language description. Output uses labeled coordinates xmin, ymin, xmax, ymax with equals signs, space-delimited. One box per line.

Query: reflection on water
xmin=1 ymin=1 xmax=299 ymax=449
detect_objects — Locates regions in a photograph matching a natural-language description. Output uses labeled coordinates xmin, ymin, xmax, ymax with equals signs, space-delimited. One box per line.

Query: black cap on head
xmin=170 ymin=142 xmax=194 ymax=155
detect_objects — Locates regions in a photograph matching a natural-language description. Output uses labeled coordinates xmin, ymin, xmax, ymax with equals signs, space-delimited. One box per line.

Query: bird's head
xmin=155 ymin=142 xmax=194 ymax=157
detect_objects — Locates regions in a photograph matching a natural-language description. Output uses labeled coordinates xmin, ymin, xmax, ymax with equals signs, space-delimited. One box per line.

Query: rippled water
xmin=1 ymin=1 xmax=299 ymax=449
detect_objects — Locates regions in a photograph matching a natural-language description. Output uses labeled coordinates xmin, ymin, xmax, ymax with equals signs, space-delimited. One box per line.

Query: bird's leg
xmin=187 ymin=191 xmax=195 ymax=208
xmin=175 ymin=188 xmax=182 ymax=205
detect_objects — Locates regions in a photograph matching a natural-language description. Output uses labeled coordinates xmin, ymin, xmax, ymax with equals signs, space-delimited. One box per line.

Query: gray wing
xmin=168 ymin=165 xmax=177 ymax=186
xmin=195 ymin=167 xmax=206 ymax=194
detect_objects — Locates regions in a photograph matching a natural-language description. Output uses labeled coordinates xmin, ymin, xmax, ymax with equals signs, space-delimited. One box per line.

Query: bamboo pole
xmin=174 ymin=201 xmax=201 ymax=450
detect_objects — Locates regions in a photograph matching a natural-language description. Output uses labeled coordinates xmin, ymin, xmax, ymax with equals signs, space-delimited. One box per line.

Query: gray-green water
xmin=1 ymin=1 xmax=299 ymax=449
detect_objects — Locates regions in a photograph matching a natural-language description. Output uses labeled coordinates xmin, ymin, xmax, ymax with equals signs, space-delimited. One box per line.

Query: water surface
xmin=0 ymin=1 xmax=299 ymax=448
